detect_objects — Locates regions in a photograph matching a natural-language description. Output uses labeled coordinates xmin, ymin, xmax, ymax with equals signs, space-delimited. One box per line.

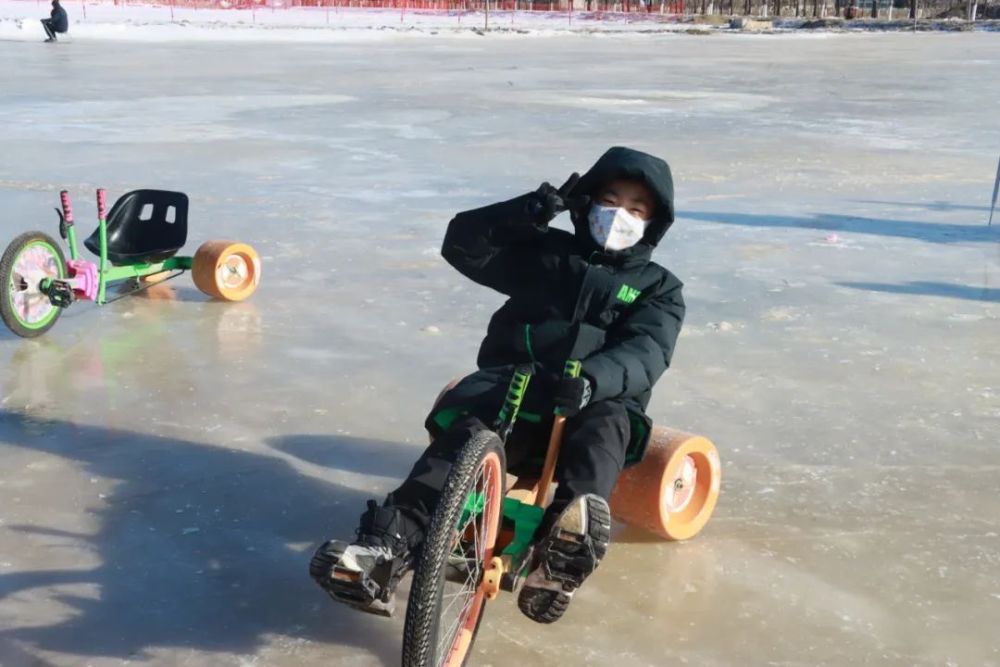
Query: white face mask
xmin=587 ymin=205 xmax=649 ymax=251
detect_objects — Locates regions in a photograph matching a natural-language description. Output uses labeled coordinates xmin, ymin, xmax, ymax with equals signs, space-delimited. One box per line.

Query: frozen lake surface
xmin=1 ymin=31 xmax=999 ymax=666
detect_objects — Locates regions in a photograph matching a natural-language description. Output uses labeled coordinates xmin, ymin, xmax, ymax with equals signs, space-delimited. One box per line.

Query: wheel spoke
xmin=438 ymin=586 xmax=473 ymax=654
xmin=438 ymin=593 xmax=476 ymax=660
xmin=435 ymin=458 xmax=497 ymax=663
xmin=408 ymin=444 xmax=502 ymax=667
xmin=438 ymin=577 xmax=478 ymax=660
xmin=8 ymin=242 xmax=60 ymax=326
xmin=439 ymin=563 xmax=474 ymax=616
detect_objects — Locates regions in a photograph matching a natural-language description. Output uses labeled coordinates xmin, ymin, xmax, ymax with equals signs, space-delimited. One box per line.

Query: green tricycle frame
xmin=1 ymin=188 xmax=261 ymax=338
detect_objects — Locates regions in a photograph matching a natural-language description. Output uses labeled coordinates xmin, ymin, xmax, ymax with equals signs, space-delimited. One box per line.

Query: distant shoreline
xmin=1 ymin=0 xmax=997 ymax=41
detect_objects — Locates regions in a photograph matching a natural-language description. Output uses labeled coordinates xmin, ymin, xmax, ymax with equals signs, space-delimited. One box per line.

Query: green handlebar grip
xmin=496 ymin=366 xmax=533 ymax=429
xmin=551 ymin=360 xmax=583 ymax=418
xmin=563 ymin=359 xmax=582 ymax=379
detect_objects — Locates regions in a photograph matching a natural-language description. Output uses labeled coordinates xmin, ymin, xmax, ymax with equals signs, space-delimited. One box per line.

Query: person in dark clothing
xmin=311 ymin=146 xmax=685 ymax=622
xmin=41 ymin=0 xmax=68 ymax=42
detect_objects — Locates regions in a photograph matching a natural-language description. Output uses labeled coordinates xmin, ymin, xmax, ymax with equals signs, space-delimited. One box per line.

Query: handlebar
xmin=493 ymin=365 xmax=533 ymax=443
xmin=492 ymin=359 xmax=583 ymax=443
xmin=562 ymin=359 xmax=582 ymax=380
xmin=535 ymin=359 xmax=583 ymax=507
xmin=59 ymin=190 xmax=73 ymax=224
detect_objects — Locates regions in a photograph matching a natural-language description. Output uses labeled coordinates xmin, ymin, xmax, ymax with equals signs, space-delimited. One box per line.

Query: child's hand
xmin=553 ymin=376 xmax=592 ymax=417
xmin=526 ymin=173 xmax=590 ymax=227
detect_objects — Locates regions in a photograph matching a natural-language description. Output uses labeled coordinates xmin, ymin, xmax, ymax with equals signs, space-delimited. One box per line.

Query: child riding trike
xmin=310 ymin=146 xmax=720 ymax=667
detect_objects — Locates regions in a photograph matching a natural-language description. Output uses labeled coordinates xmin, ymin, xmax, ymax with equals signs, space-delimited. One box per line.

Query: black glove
xmin=553 ymin=376 xmax=592 ymax=417
xmin=525 ymin=173 xmax=590 ymax=228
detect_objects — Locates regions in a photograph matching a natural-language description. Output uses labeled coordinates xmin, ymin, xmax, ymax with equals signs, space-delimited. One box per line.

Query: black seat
xmin=85 ymin=190 xmax=189 ymax=265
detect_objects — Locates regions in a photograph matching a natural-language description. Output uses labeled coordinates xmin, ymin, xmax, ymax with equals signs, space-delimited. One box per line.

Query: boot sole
xmin=518 ymin=495 xmax=611 ymax=624
xmin=310 ymin=544 xmax=396 ymax=618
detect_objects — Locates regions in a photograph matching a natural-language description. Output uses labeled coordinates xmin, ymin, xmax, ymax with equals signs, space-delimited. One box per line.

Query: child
xmin=41 ymin=0 xmax=68 ymax=42
xmin=311 ymin=146 xmax=685 ymax=622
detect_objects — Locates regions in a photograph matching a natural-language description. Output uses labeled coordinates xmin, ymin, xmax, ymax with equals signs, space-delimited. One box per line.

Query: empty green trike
xmin=1 ymin=188 xmax=261 ymax=338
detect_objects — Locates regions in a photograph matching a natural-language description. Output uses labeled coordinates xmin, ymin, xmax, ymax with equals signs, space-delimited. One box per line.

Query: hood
xmin=570 ymin=146 xmax=675 ymax=251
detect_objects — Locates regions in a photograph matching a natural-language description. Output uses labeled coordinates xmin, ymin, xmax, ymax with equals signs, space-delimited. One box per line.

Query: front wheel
xmin=1 ymin=232 xmax=66 ymax=338
xmin=402 ymin=429 xmax=505 ymax=667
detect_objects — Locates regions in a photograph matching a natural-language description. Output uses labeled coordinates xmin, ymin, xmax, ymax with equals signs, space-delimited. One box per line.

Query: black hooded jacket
xmin=50 ymin=2 xmax=68 ymax=32
xmin=441 ymin=147 xmax=685 ymax=419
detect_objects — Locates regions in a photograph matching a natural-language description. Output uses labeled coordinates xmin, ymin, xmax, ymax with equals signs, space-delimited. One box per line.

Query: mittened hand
xmin=553 ymin=376 xmax=592 ymax=417
xmin=525 ymin=173 xmax=590 ymax=227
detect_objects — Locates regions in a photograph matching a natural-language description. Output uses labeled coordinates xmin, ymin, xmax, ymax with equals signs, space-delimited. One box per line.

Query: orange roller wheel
xmin=609 ymin=427 xmax=721 ymax=541
xmin=192 ymin=241 xmax=261 ymax=302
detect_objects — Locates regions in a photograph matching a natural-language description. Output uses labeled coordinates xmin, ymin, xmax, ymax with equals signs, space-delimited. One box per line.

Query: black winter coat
xmin=441 ymin=147 xmax=685 ymax=431
xmin=50 ymin=4 xmax=68 ymax=32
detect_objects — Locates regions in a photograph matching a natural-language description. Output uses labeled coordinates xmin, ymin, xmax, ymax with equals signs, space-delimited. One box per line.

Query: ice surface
xmin=1 ymin=30 xmax=999 ymax=667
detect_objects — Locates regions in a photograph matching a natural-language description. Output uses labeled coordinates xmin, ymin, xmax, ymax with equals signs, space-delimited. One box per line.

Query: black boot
xmin=309 ymin=500 xmax=422 ymax=617
xmin=517 ymin=494 xmax=612 ymax=624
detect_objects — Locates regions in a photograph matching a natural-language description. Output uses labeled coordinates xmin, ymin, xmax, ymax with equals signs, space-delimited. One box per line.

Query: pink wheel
xmin=1 ymin=232 xmax=66 ymax=338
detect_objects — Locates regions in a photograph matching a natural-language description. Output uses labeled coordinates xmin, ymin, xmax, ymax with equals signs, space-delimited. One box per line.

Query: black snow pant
xmin=41 ymin=19 xmax=63 ymax=40
xmin=373 ymin=368 xmax=631 ymax=552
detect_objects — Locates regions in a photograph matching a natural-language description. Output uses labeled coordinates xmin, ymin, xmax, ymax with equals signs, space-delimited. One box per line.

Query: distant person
xmin=41 ymin=0 xmax=68 ymax=43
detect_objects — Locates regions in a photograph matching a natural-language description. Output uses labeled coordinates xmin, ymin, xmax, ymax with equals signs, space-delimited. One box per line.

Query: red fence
xmin=16 ymin=0 xmax=984 ymax=18
xmin=291 ymin=0 xmax=687 ymax=10
xmin=102 ymin=0 xmax=688 ymax=14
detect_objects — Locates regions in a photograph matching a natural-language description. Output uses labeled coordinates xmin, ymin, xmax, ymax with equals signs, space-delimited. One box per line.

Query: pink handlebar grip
xmin=97 ymin=188 xmax=107 ymax=221
xmin=60 ymin=190 xmax=73 ymax=223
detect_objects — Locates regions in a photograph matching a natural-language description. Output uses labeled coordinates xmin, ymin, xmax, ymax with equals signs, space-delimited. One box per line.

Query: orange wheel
xmin=609 ymin=427 xmax=721 ymax=541
xmin=192 ymin=241 xmax=261 ymax=302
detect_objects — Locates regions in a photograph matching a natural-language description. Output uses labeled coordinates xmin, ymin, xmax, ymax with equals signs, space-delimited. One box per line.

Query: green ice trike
xmin=1 ymin=188 xmax=261 ymax=338
xmin=348 ymin=362 xmax=722 ymax=666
